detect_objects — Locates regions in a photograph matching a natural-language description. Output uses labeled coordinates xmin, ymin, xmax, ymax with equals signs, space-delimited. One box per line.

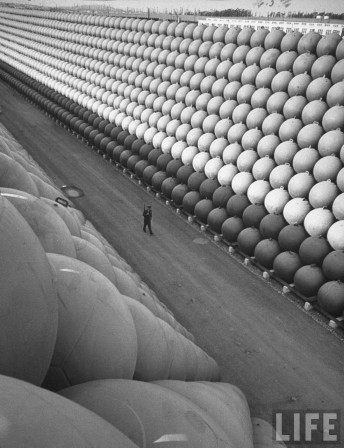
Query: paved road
xmin=1 ymin=80 xmax=343 ymax=441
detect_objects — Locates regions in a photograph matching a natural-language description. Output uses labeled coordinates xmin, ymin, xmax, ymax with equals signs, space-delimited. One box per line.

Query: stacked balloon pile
xmin=1 ymin=118 xmax=287 ymax=446
xmin=0 ymin=10 xmax=343 ymax=317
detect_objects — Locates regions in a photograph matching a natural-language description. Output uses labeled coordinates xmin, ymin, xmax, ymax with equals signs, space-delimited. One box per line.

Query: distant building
xmin=198 ymin=16 xmax=344 ymax=36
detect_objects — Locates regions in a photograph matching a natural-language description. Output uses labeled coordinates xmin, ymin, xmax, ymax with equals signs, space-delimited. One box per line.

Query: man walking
xmin=143 ymin=205 xmax=153 ymax=235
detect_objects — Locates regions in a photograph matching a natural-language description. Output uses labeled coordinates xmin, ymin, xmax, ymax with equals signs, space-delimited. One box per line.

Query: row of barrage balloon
xmin=1 ymin=13 xmax=344 ymax=317
xmin=0 ymin=22 xmax=343 ymax=153
xmin=2 ymin=52 xmax=344 ymax=322
xmin=1 ymin=12 xmax=344 ymax=80
xmin=1 ymin=5 xmax=344 ymax=59
xmin=0 ymin=117 xmax=270 ymax=448
xmin=0 ymin=24 xmax=343 ymax=234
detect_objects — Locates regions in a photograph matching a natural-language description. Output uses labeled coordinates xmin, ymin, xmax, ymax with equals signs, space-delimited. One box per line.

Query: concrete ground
xmin=1 ymin=80 xmax=343 ymax=445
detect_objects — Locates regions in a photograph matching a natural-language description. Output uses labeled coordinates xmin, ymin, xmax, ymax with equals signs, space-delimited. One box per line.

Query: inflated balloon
xmin=237 ymin=227 xmax=262 ymax=256
xmin=297 ymin=123 xmax=324 ymax=149
xmin=294 ymin=265 xmax=326 ymax=297
xmin=223 ymin=80 xmax=242 ymax=100
xmin=306 ymin=77 xmax=332 ymax=102
xmin=232 ymin=104 xmax=252 ymax=124
xmin=288 ymin=172 xmax=315 ymax=198
xmin=192 ymin=151 xmax=211 ymax=172
xmin=182 ymin=190 xmax=202 ymax=214
xmin=264 ymin=188 xmax=290 ymax=214
xmin=241 ymin=128 xmax=263 ymax=151
xmin=304 ymin=208 xmax=335 ymax=237
xmin=155 ymin=380 xmax=253 ymax=448
xmin=308 ymin=181 xmax=339 ymax=209
xmin=236 ymin=149 xmax=260 ymax=175
xmin=188 ymin=171 xmax=207 ymax=190
xmin=262 ymin=112 xmax=285 ymax=135
xmin=331 ymin=59 xmax=344 ymax=84
xmin=44 ymin=254 xmax=138 ymax=391
xmin=276 ymin=50 xmax=298 ymax=72
xmin=242 ymin=204 xmax=267 ymax=228
xmin=194 ymin=198 xmax=214 ymax=223
xmin=322 ymin=105 xmax=344 ymax=132
xmin=316 ymin=32 xmax=342 ymax=57
xmin=254 ymin=238 xmax=281 ymax=269
xmin=166 ymin=159 xmax=183 ymax=178
xmin=259 ymin=213 xmax=286 ymax=240
xmin=222 ymin=216 xmax=245 ymax=242
xmin=297 ymin=31 xmax=322 ymax=54
xmin=318 ymin=130 xmax=344 ymax=158
xmin=273 ymin=251 xmax=302 ymax=284
xmin=226 ymin=194 xmax=250 ymax=217
xmin=301 ymin=100 xmax=328 ymax=125
xmin=278 ymin=224 xmax=308 ymax=252
xmin=176 ymin=164 xmax=194 ymax=184
xmin=231 ymin=171 xmax=254 ymax=195
xmin=327 ymin=221 xmax=344 ymax=250
xmin=292 ymin=147 xmax=320 ymax=173
xmin=0 ymin=189 xmax=76 ymax=257
xmin=252 ymin=156 xmax=276 ymax=180
xmin=124 ymin=297 xmax=171 ymax=381
xmin=0 ymin=195 xmax=58 ymax=385
xmin=219 ymin=99 xmax=238 ymax=119
xmin=288 ymin=73 xmax=312 ymax=96
xmin=332 ymin=194 xmax=344 ymax=220
xmin=0 ymin=152 xmax=39 ymax=195
xmin=338 ymin=168 xmax=344 ymax=192
xmin=313 ymin=155 xmax=342 ymax=182
xmin=257 ymin=135 xmax=281 ymax=158
xmin=251 ymin=87 xmax=272 ymax=108
xmin=237 ymin=83 xmax=256 ymax=104
xmin=182 ymin=146 xmax=199 ymax=165
xmin=0 ymin=375 xmax=139 ymax=448
xmin=61 ymin=379 xmax=234 ymax=447
xmin=200 ymin=178 xmax=220 ymax=199
xmin=255 ymin=67 xmax=276 ymax=88
xmin=246 ymin=107 xmax=268 ymax=129
xmin=241 ymin=64 xmax=260 ymax=85
xmin=207 ymin=208 xmax=229 ymax=234
xmin=299 ymin=236 xmax=332 ymax=266
xmin=212 ymin=186 xmax=234 ymax=208
xmin=216 ymin=164 xmax=237 ymax=186
xmin=143 ymin=165 xmax=159 ymax=184
xmin=336 ymin=40 xmax=344 ymax=60
xmin=161 ymin=177 xmax=179 ymax=198
xmin=247 ymin=180 xmax=271 ymax=205
xmin=267 ymin=92 xmax=289 ymax=115
xmin=210 ymin=137 xmax=230 ymax=156
xmin=311 ymin=55 xmax=337 ymax=79
xmin=283 ymin=197 xmax=312 ymax=225
xmin=274 ymin=141 xmax=299 ymax=165
xmin=269 ymin=164 xmax=294 ymax=189
xmin=279 ymin=118 xmax=303 ymax=142
xmin=317 ymin=281 xmax=344 ymax=317
xmin=41 ymin=197 xmax=82 ymax=237
xmin=271 ymin=70 xmax=293 ymax=93
xmin=322 ymin=250 xmax=344 ymax=281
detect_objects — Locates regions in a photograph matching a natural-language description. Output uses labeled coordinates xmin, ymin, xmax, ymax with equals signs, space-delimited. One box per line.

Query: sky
xmin=1 ymin=0 xmax=343 ymax=14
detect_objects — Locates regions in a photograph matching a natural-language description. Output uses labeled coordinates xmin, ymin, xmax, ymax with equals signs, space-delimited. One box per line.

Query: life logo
xmin=273 ymin=410 xmax=341 ymax=445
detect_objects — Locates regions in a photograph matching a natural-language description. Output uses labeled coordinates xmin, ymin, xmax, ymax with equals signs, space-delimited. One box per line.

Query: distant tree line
xmin=291 ymin=11 xmax=344 ymax=20
xmin=198 ymin=8 xmax=252 ymax=17
xmin=197 ymin=8 xmax=344 ymax=20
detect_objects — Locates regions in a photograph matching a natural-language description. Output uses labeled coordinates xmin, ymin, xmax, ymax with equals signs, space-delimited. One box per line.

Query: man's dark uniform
xmin=143 ymin=205 xmax=153 ymax=235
